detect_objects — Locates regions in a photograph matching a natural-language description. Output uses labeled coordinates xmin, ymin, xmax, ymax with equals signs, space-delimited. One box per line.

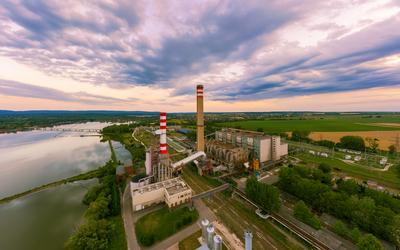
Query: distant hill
xmin=0 ymin=110 xmax=160 ymax=116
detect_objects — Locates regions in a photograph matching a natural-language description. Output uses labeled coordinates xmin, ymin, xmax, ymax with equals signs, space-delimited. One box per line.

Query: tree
xmin=245 ymin=177 xmax=281 ymax=212
xmin=293 ymin=200 xmax=321 ymax=229
xmin=357 ymin=234 xmax=384 ymax=250
xmin=339 ymin=136 xmax=365 ymax=151
xmin=256 ymin=127 xmax=264 ymax=132
xmin=366 ymin=137 xmax=379 ymax=153
xmin=315 ymin=140 xmax=335 ymax=148
xmin=65 ymin=219 xmax=113 ymax=250
xmin=85 ymin=196 xmax=111 ymax=220
xmin=333 ymin=220 xmax=348 ymax=238
xmin=291 ymin=130 xmax=311 ymax=142
xmin=318 ymin=163 xmax=332 ymax=173
xmin=350 ymin=227 xmax=361 ymax=243
xmin=389 ymin=145 xmax=397 ymax=155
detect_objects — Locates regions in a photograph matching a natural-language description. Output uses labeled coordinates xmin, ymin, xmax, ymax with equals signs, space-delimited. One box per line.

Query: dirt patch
xmin=310 ymin=131 xmax=400 ymax=151
xmin=372 ymin=123 xmax=400 ymax=128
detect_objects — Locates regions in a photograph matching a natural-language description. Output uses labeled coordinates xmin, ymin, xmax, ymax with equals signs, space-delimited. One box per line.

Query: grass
xmin=217 ymin=116 xmax=400 ymax=133
xmin=135 ymin=206 xmax=199 ymax=247
xmin=178 ymin=230 xmax=202 ymax=250
xmin=109 ymin=216 xmax=127 ymax=250
xmin=296 ymin=153 xmax=400 ymax=190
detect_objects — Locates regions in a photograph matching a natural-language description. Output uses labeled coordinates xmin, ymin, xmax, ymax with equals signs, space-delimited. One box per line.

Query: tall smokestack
xmin=196 ymin=85 xmax=205 ymax=152
xmin=160 ymin=112 xmax=167 ymax=155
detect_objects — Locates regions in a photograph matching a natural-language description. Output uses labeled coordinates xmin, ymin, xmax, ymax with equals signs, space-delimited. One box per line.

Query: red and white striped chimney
xmin=159 ymin=112 xmax=167 ymax=155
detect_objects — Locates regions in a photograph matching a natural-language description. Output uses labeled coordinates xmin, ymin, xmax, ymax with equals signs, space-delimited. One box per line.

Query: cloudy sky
xmin=0 ymin=0 xmax=399 ymax=112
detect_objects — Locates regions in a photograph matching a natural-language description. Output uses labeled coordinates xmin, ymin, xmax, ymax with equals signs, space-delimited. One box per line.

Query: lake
xmin=0 ymin=122 xmax=131 ymax=250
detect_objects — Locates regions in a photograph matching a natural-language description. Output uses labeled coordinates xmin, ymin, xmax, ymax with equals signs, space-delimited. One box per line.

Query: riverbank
xmin=0 ymin=168 xmax=104 ymax=205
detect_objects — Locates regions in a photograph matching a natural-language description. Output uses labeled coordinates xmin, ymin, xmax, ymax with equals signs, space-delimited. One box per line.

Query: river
xmin=0 ymin=122 xmax=131 ymax=250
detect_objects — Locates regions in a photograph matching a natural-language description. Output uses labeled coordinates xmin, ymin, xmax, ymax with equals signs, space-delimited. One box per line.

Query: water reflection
xmin=0 ymin=179 xmax=97 ymax=250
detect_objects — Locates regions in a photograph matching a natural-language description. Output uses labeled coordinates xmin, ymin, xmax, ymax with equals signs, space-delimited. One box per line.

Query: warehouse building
xmin=130 ymin=177 xmax=192 ymax=211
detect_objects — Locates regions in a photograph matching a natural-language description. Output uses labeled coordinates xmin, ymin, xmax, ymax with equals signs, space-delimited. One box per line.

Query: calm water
xmin=0 ymin=122 xmax=132 ymax=250
xmin=0 ymin=179 xmax=97 ymax=250
xmin=0 ymin=122 xmax=112 ymax=199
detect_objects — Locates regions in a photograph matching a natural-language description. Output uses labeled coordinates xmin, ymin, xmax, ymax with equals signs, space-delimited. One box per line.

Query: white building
xmin=130 ymin=177 xmax=192 ymax=211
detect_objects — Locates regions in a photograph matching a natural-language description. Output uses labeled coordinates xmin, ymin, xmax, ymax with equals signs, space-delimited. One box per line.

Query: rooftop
xmin=219 ymin=128 xmax=271 ymax=139
xmin=131 ymin=177 xmax=190 ymax=196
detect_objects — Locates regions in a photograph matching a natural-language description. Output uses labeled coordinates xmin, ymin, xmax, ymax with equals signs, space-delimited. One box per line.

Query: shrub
xmin=357 ymin=234 xmax=384 ymax=250
xmin=318 ymin=163 xmax=332 ymax=173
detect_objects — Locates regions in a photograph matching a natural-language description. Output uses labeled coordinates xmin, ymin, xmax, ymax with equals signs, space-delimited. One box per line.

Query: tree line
xmin=65 ymin=161 xmax=122 ymax=250
xmin=278 ymin=166 xmax=400 ymax=247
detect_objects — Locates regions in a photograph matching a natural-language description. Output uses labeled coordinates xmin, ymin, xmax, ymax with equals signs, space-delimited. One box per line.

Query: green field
xmin=217 ymin=116 xmax=400 ymax=133
xmin=135 ymin=206 xmax=199 ymax=247
xmin=178 ymin=230 xmax=201 ymax=250
xmin=295 ymin=153 xmax=400 ymax=190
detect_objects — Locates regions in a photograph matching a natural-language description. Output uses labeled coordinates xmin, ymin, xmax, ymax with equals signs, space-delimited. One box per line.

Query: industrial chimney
xmin=196 ymin=85 xmax=205 ymax=152
xmin=160 ymin=112 xmax=167 ymax=155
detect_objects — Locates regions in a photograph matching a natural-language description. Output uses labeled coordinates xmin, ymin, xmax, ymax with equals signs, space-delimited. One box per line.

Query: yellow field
xmin=309 ymin=131 xmax=400 ymax=151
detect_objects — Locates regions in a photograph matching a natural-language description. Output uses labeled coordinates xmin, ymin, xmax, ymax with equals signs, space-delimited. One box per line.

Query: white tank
xmin=201 ymin=218 xmax=209 ymax=243
xmin=245 ymin=230 xmax=253 ymax=250
xmin=213 ymin=235 xmax=223 ymax=250
xmin=207 ymin=224 xmax=215 ymax=249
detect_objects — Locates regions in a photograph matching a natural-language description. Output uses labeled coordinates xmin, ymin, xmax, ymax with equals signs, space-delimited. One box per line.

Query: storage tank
xmin=245 ymin=230 xmax=253 ymax=250
xmin=213 ymin=235 xmax=223 ymax=250
xmin=201 ymin=218 xmax=209 ymax=243
xmin=207 ymin=224 xmax=215 ymax=249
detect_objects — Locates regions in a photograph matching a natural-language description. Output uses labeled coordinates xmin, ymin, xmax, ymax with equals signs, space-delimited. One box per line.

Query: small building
xmin=130 ymin=177 xmax=192 ymax=211
xmin=354 ymin=156 xmax=361 ymax=162
xmin=345 ymin=155 xmax=352 ymax=160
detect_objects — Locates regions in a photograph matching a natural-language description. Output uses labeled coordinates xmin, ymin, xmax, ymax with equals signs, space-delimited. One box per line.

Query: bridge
xmin=192 ymin=183 xmax=230 ymax=200
xmin=39 ymin=128 xmax=102 ymax=133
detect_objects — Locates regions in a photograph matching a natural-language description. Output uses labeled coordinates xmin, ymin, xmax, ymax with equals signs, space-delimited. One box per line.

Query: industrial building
xmin=130 ymin=177 xmax=192 ymax=211
xmin=206 ymin=128 xmax=288 ymax=169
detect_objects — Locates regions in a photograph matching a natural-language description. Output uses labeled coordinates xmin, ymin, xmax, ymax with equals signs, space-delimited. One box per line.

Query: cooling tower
xmin=196 ymin=85 xmax=205 ymax=152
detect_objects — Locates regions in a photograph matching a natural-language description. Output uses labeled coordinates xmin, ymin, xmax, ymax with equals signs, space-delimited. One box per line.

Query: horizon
xmin=0 ymin=0 xmax=400 ymax=111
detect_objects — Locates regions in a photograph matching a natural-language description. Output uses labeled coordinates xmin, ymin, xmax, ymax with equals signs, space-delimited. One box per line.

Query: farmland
xmin=216 ymin=115 xmax=400 ymax=133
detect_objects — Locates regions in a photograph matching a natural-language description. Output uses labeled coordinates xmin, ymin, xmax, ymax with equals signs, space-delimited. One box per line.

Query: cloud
xmin=0 ymin=79 xmax=136 ymax=105
xmin=0 ymin=0 xmax=399 ymax=110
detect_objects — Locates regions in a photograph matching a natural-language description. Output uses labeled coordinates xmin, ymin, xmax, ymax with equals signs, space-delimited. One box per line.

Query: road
xmin=121 ymin=179 xmax=217 ymax=250
xmin=122 ymin=183 xmax=140 ymax=250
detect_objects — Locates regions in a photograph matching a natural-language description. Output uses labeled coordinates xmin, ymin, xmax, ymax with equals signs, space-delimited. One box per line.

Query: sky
xmin=0 ymin=0 xmax=399 ymax=112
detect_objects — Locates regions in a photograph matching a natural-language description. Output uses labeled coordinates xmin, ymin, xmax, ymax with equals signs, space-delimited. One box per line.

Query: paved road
xmin=122 ymin=183 xmax=141 ymax=250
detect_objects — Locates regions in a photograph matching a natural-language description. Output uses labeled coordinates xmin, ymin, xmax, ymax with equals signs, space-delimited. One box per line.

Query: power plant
xmin=129 ymin=83 xmax=285 ymax=248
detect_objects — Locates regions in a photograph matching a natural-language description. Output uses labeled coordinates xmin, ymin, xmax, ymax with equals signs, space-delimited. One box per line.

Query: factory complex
xmin=129 ymin=84 xmax=288 ymax=212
